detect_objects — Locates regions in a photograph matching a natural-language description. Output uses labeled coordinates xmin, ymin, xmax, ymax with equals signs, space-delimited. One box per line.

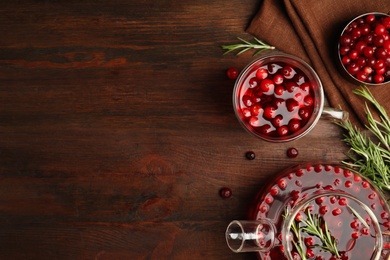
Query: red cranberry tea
xmin=249 ymin=163 xmax=390 ymax=260
xmin=339 ymin=12 xmax=390 ymax=85
xmin=233 ymin=54 xmax=322 ymax=142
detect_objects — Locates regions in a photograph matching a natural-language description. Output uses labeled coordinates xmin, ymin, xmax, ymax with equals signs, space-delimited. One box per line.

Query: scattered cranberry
xmin=339 ymin=13 xmax=390 ymax=84
xmin=226 ymin=67 xmax=239 ymax=79
xmin=287 ymin=147 xmax=299 ymax=158
xmin=219 ymin=187 xmax=232 ymax=198
xmin=245 ymin=151 xmax=256 ymax=160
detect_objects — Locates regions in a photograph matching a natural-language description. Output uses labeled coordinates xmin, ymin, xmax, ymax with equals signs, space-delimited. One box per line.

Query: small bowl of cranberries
xmin=338 ymin=12 xmax=390 ymax=85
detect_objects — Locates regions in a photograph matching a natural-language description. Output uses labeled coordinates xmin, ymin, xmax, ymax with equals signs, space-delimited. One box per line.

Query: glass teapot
xmin=225 ymin=163 xmax=390 ymax=260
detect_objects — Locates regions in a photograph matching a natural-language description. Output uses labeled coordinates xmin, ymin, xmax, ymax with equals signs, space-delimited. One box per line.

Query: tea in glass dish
xmin=232 ymin=52 xmax=348 ymax=142
xmin=247 ymin=163 xmax=390 ymax=260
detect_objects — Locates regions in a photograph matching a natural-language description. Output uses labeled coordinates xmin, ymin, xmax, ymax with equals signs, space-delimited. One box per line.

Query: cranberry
xmin=274 ymin=85 xmax=284 ymax=96
xmin=288 ymin=119 xmax=300 ymax=132
xmin=298 ymin=107 xmax=310 ymax=120
xmin=282 ymin=65 xmax=295 ymax=79
xmin=256 ymin=68 xmax=268 ymax=80
xmin=295 ymin=212 xmax=303 ymax=222
xmin=242 ymin=95 xmax=253 ymax=107
xmin=259 ymin=204 xmax=268 ymax=213
xmin=220 ymin=187 xmax=232 ymax=198
xmin=350 ymin=219 xmax=361 ymax=229
xmin=272 ymin=115 xmax=283 ymax=128
xmin=263 ymin=106 xmax=276 ymax=120
xmin=343 ymin=169 xmax=353 ymax=178
xmin=346 ymin=63 xmax=360 ymax=75
xmin=226 ymin=67 xmax=239 ymax=79
xmin=270 ymin=186 xmax=279 ymax=196
xmin=340 ymin=34 xmax=352 ymax=46
xmin=315 ymin=197 xmax=325 ymax=205
xmin=277 ymin=126 xmax=289 ymax=136
xmin=365 ymin=14 xmax=376 ymax=23
xmin=286 ymin=99 xmax=299 ymax=112
xmin=304 ymin=237 xmax=315 ymax=246
xmin=351 ymin=231 xmax=360 ymax=239
xmin=260 ymin=78 xmax=275 ymax=92
xmin=361 ymin=227 xmax=370 ymax=235
xmin=339 ymin=197 xmax=348 ymax=206
xmin=248 ymin=77 xmax=259 ymax=88
xmin=287 ymin=147 xmax=299 ymax=158
xmin=341 ymin=55 xmax=351 ymax=65
xmin=245 ymin=151 xmax=256 ymax=160
xmin=273 ymin=74 xmax=284 ymax=85
xmin=332 ymin=208 xmax=342 ymax=216
xmin=319 ymin=205 xmax=329 ymax=215
xmin=375 ymin=24 xmax=387 ymax=35
xmin=340 ymin=45 xmax=350 ymax=55
xmin=249 ymin=116 xmax=260 ymax=127
xmin=374 ymin=74 xmax=385 ymax=83
xmin=348 ymin=49 xmax=359 ymax=59
xmin=303 ymin=95 xmax=314 ymax=106
xmin=278 ymin=178 xmax=287 ymax=190
xmin=251 ymin=104 xmax=262 ymax=116
xmin=306 ymin=248 xmax=315 ymax=258
xmin=356 ymin=71 xmax=368 ymax=82
xmin=345 ymin=180 xmax=353 ymax=188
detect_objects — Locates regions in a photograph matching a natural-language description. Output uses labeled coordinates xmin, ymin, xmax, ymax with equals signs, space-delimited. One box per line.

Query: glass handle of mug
xmin=322 ymin=107 xmax=349 ymax=122
xmin=225 ymin=219 xmax=276 ymax=253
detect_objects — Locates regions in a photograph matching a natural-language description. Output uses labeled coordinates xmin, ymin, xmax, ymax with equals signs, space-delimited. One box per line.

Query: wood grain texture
xmin=0 ymin=1 xmax=349 ymax=259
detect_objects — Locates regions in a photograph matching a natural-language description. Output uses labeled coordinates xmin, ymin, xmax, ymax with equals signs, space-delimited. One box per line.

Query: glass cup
xmin=232 ymin=51 xmax=348 ymax=142
xmin=226 ymin=191 xmax=390 ymax=260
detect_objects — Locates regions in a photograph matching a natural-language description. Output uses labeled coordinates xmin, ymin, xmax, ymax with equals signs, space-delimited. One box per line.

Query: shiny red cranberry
xmin=220 ymin=187 xmax=232 ymax=198
xmin=256 ymin=68 xmax=268 ymax=80
xmin=245 ymin=151 xmax=256 ymax=160
xmin=226 ymin=67 xmax=239 ymax=79
xmin=287 ymin=147 xmax=299 ymax=158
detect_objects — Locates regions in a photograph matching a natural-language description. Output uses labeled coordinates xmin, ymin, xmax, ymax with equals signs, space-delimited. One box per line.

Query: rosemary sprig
xmin=336 ymin=85 xmax=390 ymax=191
xmin=221 ymin=37 xmax=275 ymax=56
xmin=300 ymin=213 xmax=340 ymax=258
xmin=286 ymin=209 xmax=340 ymax=259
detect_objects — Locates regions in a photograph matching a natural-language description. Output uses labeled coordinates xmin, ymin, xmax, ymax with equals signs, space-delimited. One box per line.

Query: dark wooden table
xmin=0 ymin=1 xmax=349 ymax=259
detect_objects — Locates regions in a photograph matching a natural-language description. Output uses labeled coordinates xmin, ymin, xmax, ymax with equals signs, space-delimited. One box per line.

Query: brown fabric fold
xmin=247 ymin=0 xmax=390 ymax=126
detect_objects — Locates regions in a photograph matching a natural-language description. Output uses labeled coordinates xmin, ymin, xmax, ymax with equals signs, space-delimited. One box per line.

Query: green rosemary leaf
xmin=336 ymin=85 xmax=390 ymax=192
xmin=221 ymin=37 xmax=275 ymax=56
xmin=347 ymin=205 xmax=369 ymax=229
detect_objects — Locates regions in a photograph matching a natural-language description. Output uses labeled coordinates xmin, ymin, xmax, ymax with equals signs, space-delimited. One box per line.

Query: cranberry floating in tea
xmin=233 ymin=51 xmax=348 ymax=142
xmin=225 ymin=163 xmax=390 ymax=260
xmin=338 ymin=12 xmax=390 ymax=85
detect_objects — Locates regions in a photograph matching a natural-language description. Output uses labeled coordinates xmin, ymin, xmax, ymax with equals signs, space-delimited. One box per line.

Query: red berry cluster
xmin=238 ymin=62 xmax=315 ymax=139
xmin=339 ymin=13 xmax=390 ymax=84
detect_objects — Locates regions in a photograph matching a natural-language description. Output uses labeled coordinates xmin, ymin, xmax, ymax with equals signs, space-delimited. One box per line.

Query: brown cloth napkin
xmin=247 ymin=0 xmax=390 ymax=126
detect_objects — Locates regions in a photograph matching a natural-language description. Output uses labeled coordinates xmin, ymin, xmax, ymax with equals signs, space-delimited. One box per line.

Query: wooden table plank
xmin=0 ymin=1 xmax=349 ymax=259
